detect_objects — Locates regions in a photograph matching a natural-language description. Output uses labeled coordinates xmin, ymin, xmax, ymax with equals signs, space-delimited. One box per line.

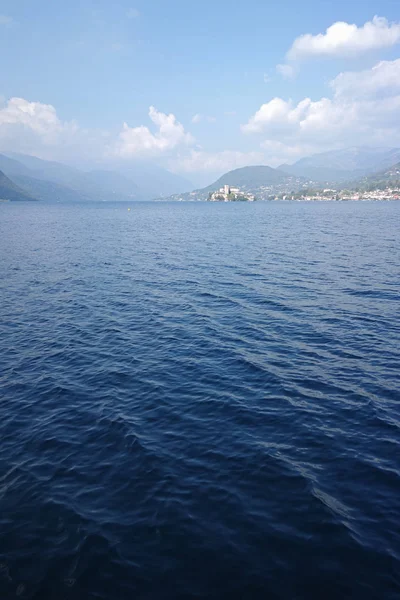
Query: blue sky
xmin=1 ymin=0 xmax=400 ymax=183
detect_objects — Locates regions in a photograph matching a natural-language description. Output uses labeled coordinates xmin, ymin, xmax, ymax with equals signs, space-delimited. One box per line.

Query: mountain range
xmin=278 ymin=147 xmax=400 ymax=183
xmin=1 ymin=146 xmax=400 ymax=202
xmin=167 ymin=165 xmax=307 ymax=201
xmin=168 ymin=146 xmax=400 ymax=201
xmin=0 ymin=152 xmax=193 ymax=202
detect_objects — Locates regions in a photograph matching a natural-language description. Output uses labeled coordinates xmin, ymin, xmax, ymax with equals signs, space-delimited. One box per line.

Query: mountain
xmin=0 ymin=169 xmax=37 ymax=201
xmin=278 ymin=164 xmax=365 ymax=183
xmin=2 ymin=152 xmax=191 ymax=200
xmin=204 ymin=165 xmax=288 ymax=190
xmin=374 ymin=151 xmax=400 ymax=172
xmin=279 ymin=147 xmax=400 ymax=183
xmin=4 ymin=153 xmax=139 ymax=202
xmin=11 ymin=174 xmax=90 ymax=203
xmin=350 ymin=162 xmax=400 ymax=190
xmin=167 ymin=165 xmax=308 ymax=201
xmin=0 ymin=153 xmax=34 ymax=178
xmin=113 ymin=161 xmax=193 ymax=198
xmin=0 ymin=153 xmax=84 ymax=201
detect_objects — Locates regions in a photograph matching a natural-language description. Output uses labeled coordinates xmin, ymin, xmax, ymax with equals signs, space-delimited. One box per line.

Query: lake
xmin=0 ymin=200 xmax=399 ymax=599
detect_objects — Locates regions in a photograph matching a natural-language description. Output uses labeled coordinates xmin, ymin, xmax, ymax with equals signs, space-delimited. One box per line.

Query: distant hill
xmin=2 ymin=152 xmax=191 ymax=200
xmin=167 ymin=165 xmax=308 ymax=201
xmin=0 ymin=169 xmax=37 ymax=201
xmin=288 ymin=147 xmax=400 ymax=171
xmin=0 ymin=153 xmax=34 ymax=178
xmin=350 ymin=162 xmax=400 ymax=191
xmin=113 ymin=161 xmax=193 ymax=198
xmin=12 ymin=174 xmax=90 ymax=203
xmin=204 ymin=165 xmax=288 ymax=190
xmin=3 ymin=152 xmax=139 ymax=202
xmin=278 ymin=164 xmax=366 ymax=183
xmin=279 ymin=147 xmax=400 ymax=184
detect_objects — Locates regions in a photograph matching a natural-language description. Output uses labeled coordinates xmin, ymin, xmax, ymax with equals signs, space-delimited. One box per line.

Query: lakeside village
xmin=208 ymin=185 xmax=255 ymax=202
xmin=205 ymin=184 xmax=400 ymax=202
xmin=280 ymin=187 xmax=400 ymax=201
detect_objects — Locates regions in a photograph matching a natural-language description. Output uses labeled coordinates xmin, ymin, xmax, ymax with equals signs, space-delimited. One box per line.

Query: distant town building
xmin=208 ymin=185 xmax=255 ymax=202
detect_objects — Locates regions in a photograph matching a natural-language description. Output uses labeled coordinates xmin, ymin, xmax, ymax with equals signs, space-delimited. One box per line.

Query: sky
xmin=1 ymin=0 xmax=400 ymax=185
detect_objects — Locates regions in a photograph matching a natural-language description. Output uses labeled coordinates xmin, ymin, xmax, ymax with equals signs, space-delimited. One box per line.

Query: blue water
xmin=0 ymin=200 xmax=399 ymax=600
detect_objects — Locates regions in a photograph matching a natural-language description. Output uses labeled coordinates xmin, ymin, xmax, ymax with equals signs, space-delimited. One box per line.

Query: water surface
xmin=1 ymin=201 xmax=399 ymax=599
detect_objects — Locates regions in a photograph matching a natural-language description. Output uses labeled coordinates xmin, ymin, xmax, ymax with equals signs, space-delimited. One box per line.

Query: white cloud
xmin=242 ymin=58 xmax=400 ymax=153
xmin=0 ymin=97 xmax=112 ymax=162
xmin=113 ymin=106 xmax=194 ymax=158
xmin=3 ymin=55 xmax=400 ymax=179
xmin=127 ymin=8 xmax=140 ymax=19
xmin=287 ymin=16 xmax=400 ymax=61
xmin=332 ymin=57 xmax=400 ymax=98
xmin=0 ymin=97 xmax=78 ymax=147
xmin=241 ymin=97 xmax=307 ymax=134
xmin=0 ymin=99 xmax=194 ymax=162
xmin=276 ymin=64 xmax=295 ymax=79
xmin=0 ymin=15 xmax=12 ymax=26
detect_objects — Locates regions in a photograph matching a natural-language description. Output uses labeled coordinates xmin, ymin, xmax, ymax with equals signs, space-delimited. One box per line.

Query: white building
xmin=208 ymin=185 xmax=255 ymax=202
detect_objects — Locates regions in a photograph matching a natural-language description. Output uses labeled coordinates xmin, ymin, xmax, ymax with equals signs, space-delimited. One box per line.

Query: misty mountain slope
xmin=0 ymin=169 xmax=38 ymax=201
xmin=279 ymin=147 xmax=400 ymax=183
xmin=0 ymin=153 xmax=35 ymax=178
xmin=289 ymin=147 xmax=400 ymax=171
xmin=203 ymin=165 xmax=289 ymax=191
xmin=12 ymin=175 xmax=91 ymax=203
xmin=350 ymin=162 xmax=400 ymax=189
xmin=277 ymin=164 xmax=366 ymax=183
xmin=114 ymin=162 xmax=193 ymax=198
xmin=5 ymin=152 xmax=190 ymax=200
xmin=5 ymin=152 xmax=139 ymax=201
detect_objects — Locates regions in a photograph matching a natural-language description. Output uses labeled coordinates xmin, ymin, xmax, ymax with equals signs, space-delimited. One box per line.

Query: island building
xmin=208 ymin=184 xmax=255 ymax=202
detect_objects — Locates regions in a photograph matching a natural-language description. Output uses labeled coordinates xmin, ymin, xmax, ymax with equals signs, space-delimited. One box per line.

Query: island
xmin=208 ymin=185 xmax=255 ymax=202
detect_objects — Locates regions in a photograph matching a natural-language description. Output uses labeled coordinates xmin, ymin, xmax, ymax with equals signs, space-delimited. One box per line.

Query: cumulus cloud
xmin=332 ymin=57 xmax=400 ymax=98
xmin=242 ymin=58 xmax=400 ymax=152
xmin=113 ymin=106 xmax=194 ymax=158
xmin=287 ymin=16 xmax=400 ymax=61
xmin=0 ymin=97 xmax=79 ymax=156
xmin=0 ymin=99 xmax=194 ymax=162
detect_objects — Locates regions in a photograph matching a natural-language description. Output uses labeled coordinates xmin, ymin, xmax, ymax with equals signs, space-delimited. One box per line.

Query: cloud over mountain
xmin=2 ymin=56 xmax=400 ymax=178
xmin=0 ymin=99 xmax=194 ymax=163
xmin=242 ymin=58 xmax=400 ymax=155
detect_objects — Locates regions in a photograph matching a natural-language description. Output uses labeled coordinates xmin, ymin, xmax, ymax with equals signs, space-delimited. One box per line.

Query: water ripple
xmin=0 ymin=200 xmax=399 ymax=599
